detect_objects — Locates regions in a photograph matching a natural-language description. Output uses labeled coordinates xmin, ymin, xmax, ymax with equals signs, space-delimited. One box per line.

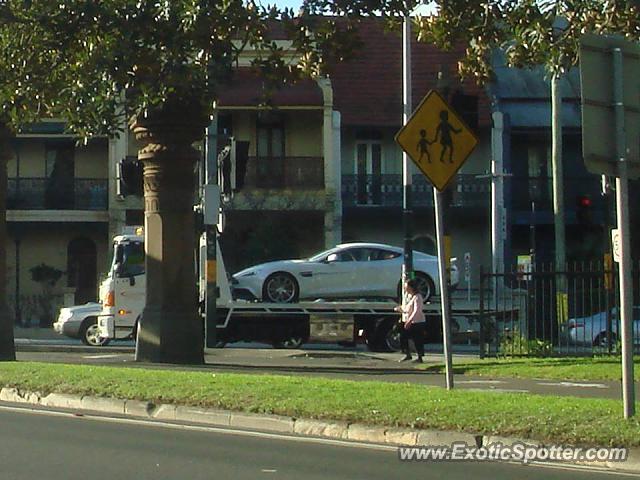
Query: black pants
xmin=400 ymin=322 xmax=426 ymax=357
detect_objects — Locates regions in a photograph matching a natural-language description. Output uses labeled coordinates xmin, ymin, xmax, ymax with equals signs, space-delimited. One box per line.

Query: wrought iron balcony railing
xmin=342 ymin=174 xmax=490 ymax=208
xmin=244 ymin=156 xmax=324 ymax=189
xmin=7 ymin=178 xmax=108 ymax=210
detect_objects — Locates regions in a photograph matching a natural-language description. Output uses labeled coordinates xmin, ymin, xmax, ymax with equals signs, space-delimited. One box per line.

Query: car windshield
xmin=112 ymin=241 xmax=145 ymax=277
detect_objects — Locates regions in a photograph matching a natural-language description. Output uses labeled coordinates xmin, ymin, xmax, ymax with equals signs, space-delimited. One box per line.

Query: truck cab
xmin=97 ymin=226 xmax=231 ymax=341
xmin=97 ymin=227 xmax=146 ymax=340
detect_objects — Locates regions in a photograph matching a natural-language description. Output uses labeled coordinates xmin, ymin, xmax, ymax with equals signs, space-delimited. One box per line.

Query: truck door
xmin=113 ymin=240 xmax=145 ymax=338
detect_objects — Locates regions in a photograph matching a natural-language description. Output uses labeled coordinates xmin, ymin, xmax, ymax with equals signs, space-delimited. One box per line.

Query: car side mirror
xmin=326 ymin=253 xmax=338 ymax=263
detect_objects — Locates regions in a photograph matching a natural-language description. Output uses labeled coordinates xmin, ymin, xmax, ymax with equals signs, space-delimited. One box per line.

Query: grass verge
xmin=1 ymin=361 xmax=639 ymax=447
xmin=422 ymin=356 xmax=640 ymax=381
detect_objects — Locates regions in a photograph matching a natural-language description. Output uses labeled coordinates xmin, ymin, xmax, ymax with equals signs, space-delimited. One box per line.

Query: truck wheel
xmin=366 ymin=320 xmax=401 ymax=352
xmin=263 ymin=272 xmax=299 ymax=303
xmin=382 ymin=321 xmax=402 ymax=352
xmin=272 ymin=334 xmax=305 ymax=349
xmin=79 ymin=317 xmax=110 ymax=347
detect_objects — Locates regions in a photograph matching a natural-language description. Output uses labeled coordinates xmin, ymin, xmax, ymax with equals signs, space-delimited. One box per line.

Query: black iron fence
xmin=7 ymin=178 xmax=108 ymax=210
xmin=479 ymin=262 xmax=640 ymax=357
xmin=244 ymin=156 xmax=324 ymax=189
xmin=342 ymin=173 xmax=489 ymax=208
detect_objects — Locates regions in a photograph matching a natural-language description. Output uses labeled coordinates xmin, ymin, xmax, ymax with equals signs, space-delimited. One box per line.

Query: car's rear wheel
xmin=79 ymin=317 xmax=110 ymax=347
xmin=594 ymin=331 xmax=617 ymax=349
xmin=263 ymin=272 xmax=299 ymax=303
xmin=397 ymin=272 xmax=435 ymax=303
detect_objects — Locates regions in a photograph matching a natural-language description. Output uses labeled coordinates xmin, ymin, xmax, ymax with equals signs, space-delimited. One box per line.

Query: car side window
xmin=347 ymin=248 xmax=370 ymax=261
xmin=370 ymin=249 xmax=400 ymax=261
xmin=329 ymin=251 xmax=356 ymax=262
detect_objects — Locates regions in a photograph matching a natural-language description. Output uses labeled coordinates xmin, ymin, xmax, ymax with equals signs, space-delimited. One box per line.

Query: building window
xmin=356 ymin=142 xmax=382 ymax=205
xmin=45 ymin=142 xmax=75 ymax=209
xmin=451 ymin=92 xmax=479 ymax=130
xmin=256 ymin=114 xmax=285 ymax=188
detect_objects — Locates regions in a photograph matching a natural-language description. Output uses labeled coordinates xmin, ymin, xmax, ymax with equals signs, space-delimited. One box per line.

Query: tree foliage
xmin=0 ymin=0 xmax=411 ymax=137
xmin=411 ymin=0 xmax=640 ymax=82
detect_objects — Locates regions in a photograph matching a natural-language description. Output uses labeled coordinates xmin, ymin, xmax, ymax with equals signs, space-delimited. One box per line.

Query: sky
xmin=264 ymin=1 xmax=434 ymax=14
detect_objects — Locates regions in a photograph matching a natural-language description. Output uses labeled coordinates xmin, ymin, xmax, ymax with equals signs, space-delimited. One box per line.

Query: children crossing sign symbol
xmin=395 ymin=90 xmax=479 ymax=191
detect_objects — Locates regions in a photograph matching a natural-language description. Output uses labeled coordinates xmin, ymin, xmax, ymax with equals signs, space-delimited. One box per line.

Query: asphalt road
xmin=0 ymin=405 xmax=634 ymax=480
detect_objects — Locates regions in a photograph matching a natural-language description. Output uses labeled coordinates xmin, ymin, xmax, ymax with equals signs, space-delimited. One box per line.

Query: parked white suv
xmin=53 ymin=303 xmax=107 ymax=346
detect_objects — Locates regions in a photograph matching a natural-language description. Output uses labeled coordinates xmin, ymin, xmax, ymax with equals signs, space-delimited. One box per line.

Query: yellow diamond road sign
xmin=395 ymin=90 xmax=479 ymax=191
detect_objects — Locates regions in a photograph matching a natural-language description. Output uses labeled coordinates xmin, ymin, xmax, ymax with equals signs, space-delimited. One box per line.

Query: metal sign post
xmin=434 ymin=190 xmax=454 ymax=389
xmin=396 ymin=89 xmax=479 ymax=391
xmin=613 ymin=47 xmax=635 ymax=418
xmin=580 ymin=34 xmax=638 ymax=418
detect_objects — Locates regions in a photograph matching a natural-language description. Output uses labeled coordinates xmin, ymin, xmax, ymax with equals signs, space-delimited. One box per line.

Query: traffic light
xmin=218 ymin=139 xmax=249 ymax=196
xmin=576 ymin=195 xmax=593 ymax=225
xmin=117 ymin=156 xmax=143 ymax=197
xmin=218 ymin=145 xmax=232 ymax=196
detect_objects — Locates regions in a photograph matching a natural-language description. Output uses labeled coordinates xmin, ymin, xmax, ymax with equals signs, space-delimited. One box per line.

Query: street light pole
xmin=402 ymin=16 xmax=414 ymax=289
xmin=551 ymin=72 xmax=567 ymax=290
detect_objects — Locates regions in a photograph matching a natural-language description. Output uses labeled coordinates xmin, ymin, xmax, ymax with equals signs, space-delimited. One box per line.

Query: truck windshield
xmin=113 ymin=241 xmax=145 ymax=277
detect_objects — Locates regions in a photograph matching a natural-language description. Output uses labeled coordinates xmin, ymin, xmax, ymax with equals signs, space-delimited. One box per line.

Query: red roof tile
xmin=329 ymin=19 xmax=491 ymax=128
xmin=218 ymin=69 xmax=323 ymax=107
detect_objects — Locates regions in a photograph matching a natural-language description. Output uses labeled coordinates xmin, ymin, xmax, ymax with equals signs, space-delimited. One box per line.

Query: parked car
xmin=231 ymin=242 xmax=459 ymax=304
xmin=562 ymin=307 xmax=640 ymax=348
xmin=53 ymin=302 xmax=108 ymax=346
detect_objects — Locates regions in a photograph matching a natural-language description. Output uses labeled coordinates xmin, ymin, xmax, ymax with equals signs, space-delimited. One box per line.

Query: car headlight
xmin=237 ymin=271 xmax=256 ymax=278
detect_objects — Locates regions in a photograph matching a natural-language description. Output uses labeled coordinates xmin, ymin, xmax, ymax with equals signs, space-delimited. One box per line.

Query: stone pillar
xmin=132 ymin=101 xmax=206 ymax=364
xmin=0 ymin=125 xmax=16 ymax=361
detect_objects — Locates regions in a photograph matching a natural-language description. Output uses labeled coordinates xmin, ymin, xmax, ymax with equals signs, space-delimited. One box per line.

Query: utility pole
xmin=551 ymin=72 xmax=567 ymax=289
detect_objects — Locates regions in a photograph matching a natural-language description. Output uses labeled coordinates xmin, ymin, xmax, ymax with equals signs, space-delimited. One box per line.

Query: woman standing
xmin=394 ymin=279 xmax=426 ymax=363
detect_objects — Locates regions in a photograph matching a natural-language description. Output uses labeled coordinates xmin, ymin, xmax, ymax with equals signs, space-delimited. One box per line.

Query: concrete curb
xmin=1 ymin=386 xmax=638 ymax=474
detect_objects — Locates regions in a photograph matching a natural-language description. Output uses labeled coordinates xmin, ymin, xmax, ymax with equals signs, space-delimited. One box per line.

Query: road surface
xmin=0 ymin=404 xmax=634 ymax=480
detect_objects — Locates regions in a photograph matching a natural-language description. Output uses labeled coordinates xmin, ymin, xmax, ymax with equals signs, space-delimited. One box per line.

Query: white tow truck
xmin=95 ymin=226 xmax=426 ymax=351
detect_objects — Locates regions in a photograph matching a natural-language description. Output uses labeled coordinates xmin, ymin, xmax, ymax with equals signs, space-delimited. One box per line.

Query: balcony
xmin=7 ymin=178 xmax=108 ymax=210
xmin=342 ymin=174 xmax=490 ymax=208
xmin=244 ymin=156 xmax=324 ymax=189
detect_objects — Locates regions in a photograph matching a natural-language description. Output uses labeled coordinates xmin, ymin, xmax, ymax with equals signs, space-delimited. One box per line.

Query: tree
xmin=0 ymin=0 xmax=411 ymax=363
xmin=411 ymin=0 xmax=639 ymax=80
xmin=0 ymin=10 xmax=71 ymax=360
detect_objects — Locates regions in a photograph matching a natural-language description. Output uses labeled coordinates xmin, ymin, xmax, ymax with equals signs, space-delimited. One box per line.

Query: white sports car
xmin=231 ymin=242 xmax=458 ymax=303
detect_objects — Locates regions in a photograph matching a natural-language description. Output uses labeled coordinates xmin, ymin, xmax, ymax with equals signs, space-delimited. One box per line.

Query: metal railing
xmin=7 ymin=178 xmax=108 ymax=210
xmin=244 ymin=156 xmax=324 ymax=189
xmin=479 ymin=262 xmax=640 ymax=357
xmin=341 ymin=174 xmax=490 ymax=208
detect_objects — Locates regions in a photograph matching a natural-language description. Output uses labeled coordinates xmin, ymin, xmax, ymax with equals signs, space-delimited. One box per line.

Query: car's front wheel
xmin=262 ymin=272 xmax=299 ymax=303
xmin=594 ymin=331 xmax=617 ymax=349
xmin=79 ymin=317 xmax=110 ymax=347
